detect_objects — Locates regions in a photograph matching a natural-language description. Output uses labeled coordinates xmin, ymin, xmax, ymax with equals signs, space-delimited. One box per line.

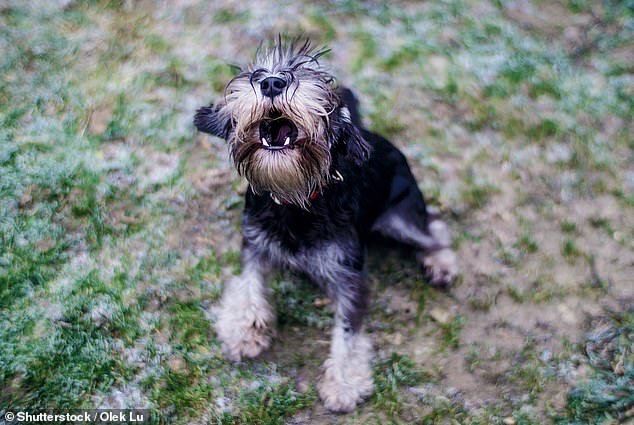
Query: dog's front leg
xmin=215 ymin=249 xmax=274 ymax=362
xmin=317 ymin=273 xmax=374 ymax=412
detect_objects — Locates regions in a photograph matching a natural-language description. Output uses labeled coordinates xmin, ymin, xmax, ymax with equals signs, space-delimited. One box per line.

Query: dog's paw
xmin=317 ymin=358 xmax=374 ymax=412
xmin=218 ymin=321 xmax=272 ymax=362
xmin=419 ymin=248 xmax=458 ymax=287
xmin=215 ymin=305 xmax=273 ymax=362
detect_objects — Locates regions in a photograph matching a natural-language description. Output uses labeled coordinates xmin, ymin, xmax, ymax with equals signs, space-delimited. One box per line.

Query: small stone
xmin=313 ymin=297 xmax=331 ymax=307
xmin=297 ymin=380 xmax=310 ymax=394
xmin=35 ymin=238 xmax=55 ymax=252
xmin=89 ymin=107 xmax=112 ymax=135
xmin=168 ymin=357 xmax=186 ymax=372
xmin=613 ymin=356 xmax=625 ymax=375
xmin=388 ymin=332 xmax=404 ymax=346
xmin=429 ymin=307 xmax=452 ymax=324
xmin=19 ymin=185 xmax=35 ymax=207
xmin=503 ymin=417 xmax=516 ymax=425
xmin=557 ymin=304 xmax=577 ymax=325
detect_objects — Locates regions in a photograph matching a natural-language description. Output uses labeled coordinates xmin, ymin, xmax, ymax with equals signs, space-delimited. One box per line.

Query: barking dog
xmin=194 ymin=39 xmax=458 ymax=412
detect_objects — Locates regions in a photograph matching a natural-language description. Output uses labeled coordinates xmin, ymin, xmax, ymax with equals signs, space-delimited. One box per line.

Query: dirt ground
xmin=1 ymin=1 xmax=632 ymax=424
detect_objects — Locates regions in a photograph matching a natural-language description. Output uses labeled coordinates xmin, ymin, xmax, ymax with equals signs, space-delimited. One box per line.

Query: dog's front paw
xmin=420 ymin=248 xmax=458 ymax=287
xmin=317 ymin=358 xmax=374 ymax=412
xmin=215 ymin=304 xmax=273 ymax=362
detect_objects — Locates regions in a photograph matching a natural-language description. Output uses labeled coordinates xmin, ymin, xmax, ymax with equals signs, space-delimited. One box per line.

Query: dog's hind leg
xmin=371 ymin=174 xmax=458 ymax=287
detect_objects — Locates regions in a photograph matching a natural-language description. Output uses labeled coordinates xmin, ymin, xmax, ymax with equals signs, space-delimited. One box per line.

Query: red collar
xmin=269 ymin=169 xmax=343 ymax=206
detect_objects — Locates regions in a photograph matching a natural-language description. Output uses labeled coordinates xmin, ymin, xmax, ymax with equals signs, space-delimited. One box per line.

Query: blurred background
xmin=1 ymin=1 xmax=632 ymax=424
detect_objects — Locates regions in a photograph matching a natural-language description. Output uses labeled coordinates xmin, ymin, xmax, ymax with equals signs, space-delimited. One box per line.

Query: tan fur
xmin=213 ymin=40 xmax=338 ymax=207
xmin=418 ymin=248 xmax=458 ymax=284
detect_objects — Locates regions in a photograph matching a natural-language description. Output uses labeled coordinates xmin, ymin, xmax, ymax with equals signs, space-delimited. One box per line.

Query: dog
xmin=194 ymin=38 xmax=458 ymax=412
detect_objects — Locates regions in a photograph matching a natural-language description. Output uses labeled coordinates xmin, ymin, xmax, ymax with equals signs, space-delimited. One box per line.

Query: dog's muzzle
xmin=259 ymin=117 xmax=299 ymax=150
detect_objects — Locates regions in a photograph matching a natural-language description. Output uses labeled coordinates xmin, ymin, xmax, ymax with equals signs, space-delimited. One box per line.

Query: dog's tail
xmin=337 ymin=87 xmax=363 ymax=129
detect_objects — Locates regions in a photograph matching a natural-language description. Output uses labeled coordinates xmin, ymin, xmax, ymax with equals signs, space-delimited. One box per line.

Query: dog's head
xmin=194 ymin=38 xmax=370 ymax=206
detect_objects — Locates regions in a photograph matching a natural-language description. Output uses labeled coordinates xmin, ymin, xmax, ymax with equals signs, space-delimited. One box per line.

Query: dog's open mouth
xmin=258 ymin=117 xmax=298 ymax=150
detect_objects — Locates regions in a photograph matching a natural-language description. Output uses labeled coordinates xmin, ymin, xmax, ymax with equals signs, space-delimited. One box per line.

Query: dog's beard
xmin=230 ymin=118 xmax=331 ymax=207
xmin=220 ymin=57 xmax=338 ymax=207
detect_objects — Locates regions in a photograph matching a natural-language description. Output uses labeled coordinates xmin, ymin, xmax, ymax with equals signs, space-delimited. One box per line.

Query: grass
xmin=556 ymin=309 xmax=634 ymax=424
xmin=562 ymin=238 xmax=583 ymax=264
xmin=438 ymin=315 xmax=466 ymax=351
xmin=222 ymin=381 xmax=317 ymax=425
xmin=1 ymin=0 xmax=632 ymax=423
xmin=372 ymin=352 xmax=432 ymax=418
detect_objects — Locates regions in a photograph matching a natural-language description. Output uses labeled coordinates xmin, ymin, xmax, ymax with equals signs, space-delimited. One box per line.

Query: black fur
xmin=237 ymin=88 xmax=434 ymax=331
xmin=194 ymin=104 xmax=232 ymax=139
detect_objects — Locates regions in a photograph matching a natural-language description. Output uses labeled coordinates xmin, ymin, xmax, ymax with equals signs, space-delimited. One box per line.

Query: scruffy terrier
xmin=194 ymin=39 xmax=458 ymax=412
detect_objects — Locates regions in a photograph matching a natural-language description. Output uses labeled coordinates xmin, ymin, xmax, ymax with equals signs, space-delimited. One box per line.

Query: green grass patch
xmin=438 ymin=315 xmax=466 ymax=350
xmin=222 ymin=381 xmax=317 ymax=425
xmin=506 ymin=277 xmax=565 ymax=304
xmin=515 ymin=233 xmax=539 ymax=255
xmin=556 ymin=309 xmax=634 ymax=424
xmin=372 ymin=352 xmax=431 ymax=418
xmin=562 ymin=238 xmax=583 ymax=264
xmin=168 ymin=300 xmax=213 ymax=351
xmin=508 ymin=339 xmax=553 ymax=400
xmin=459 ymin=173 xmax=499 ymax=211
xmin=272 ymin=277 xmax=332 ymax=329
xmin=1 ymin=271 xmax=139 ymax=410
xmin=560 ymin=221 xmax=577 ymax=234
xmin=148 ymin=365 xmax=214 ymax=422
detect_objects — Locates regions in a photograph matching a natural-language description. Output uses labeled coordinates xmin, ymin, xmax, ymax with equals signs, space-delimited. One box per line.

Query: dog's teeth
xmin=261 ymin=138 xmax=270 ymax=146
xmin=284 ymin=137 xmax=290 ymax=146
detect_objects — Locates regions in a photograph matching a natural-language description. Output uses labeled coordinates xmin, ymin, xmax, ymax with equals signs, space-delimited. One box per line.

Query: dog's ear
xmin=194 ymin=103 xmax=232 ymax=140
xmin=337 ymin=106 xmax=371 ymax=164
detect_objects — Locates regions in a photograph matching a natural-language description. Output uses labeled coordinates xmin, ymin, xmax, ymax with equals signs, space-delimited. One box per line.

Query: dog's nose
xmin=260 ymin=77 xmax=286 ymax=99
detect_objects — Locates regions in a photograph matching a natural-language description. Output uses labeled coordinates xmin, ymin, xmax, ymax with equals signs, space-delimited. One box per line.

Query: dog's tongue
xmin=273 ymin=124 xmax=292 ymax=145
